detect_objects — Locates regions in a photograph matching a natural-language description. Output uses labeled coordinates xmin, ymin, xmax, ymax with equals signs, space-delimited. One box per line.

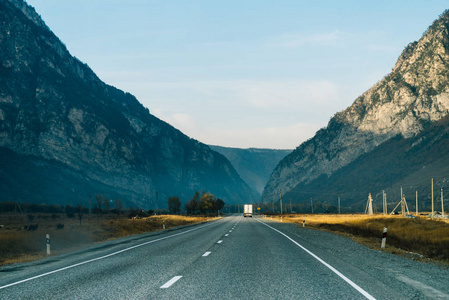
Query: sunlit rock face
xmin=263 ymin=10 xmax=449 ymax=204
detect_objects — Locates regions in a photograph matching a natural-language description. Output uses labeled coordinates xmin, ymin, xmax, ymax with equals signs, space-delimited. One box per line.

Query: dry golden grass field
xmin=268 ymin=213 xmax=449 ymax=264
xmin=0 ymin=214 xmax=211 ymax=266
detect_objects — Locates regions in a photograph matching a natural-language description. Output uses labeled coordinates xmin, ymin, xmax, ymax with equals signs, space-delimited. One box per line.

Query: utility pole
xmin=156 ymin=191 xmax=159 ymax=215
xmin=14 ymin=198 xmax=23 ymax=215
xmin=431 ymin=178 xmax=434 ymax=218
xmin=290 ymin=199 xmax=292 ymax=213
xmin=366 ymin=193 xmax=373 ymax=215
xmin=382 ymin=190 xmax=387 ymax=215
xmin=416 ymin=191 xmax=418 ymax=216
xmin=400 ymin=186 xmax=405 ymax=216
xmin=338 ymin=196 xmax=341 ymax=214
xmin=441 ymin=187 xmax=445 ymax=217
xmin=279 ymin=190 xmax=283 ymax=215
xmin=310 ymin=197 xmax=314 ymax=214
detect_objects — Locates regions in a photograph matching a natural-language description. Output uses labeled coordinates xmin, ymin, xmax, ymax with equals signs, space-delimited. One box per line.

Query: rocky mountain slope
xmin=263 ymin=9 xmax=449 ymax=209
xmin=209 ymin=146 xmax=291 ymax=197
xmin=0 ymin=0 xmax=254 ymax=207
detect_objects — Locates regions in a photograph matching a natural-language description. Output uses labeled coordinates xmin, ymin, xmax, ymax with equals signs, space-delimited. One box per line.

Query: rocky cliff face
xmin=263 ymin=10 xmax=449 ymax=205
xmin=0 ymin=0 xmax=254 ymax=206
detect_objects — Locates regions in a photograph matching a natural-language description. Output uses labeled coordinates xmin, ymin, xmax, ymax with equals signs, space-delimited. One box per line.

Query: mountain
xmin=209 ymin=146 xmax=291 ymax=198
xmin=263 ymin=10 xmax=449 ymax=210
xmin=0 ymin=0 xmax=254 ymax=207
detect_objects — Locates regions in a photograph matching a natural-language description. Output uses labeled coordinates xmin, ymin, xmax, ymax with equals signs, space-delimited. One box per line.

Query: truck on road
xmin=243 ymin=204 xmax=253 ymax=217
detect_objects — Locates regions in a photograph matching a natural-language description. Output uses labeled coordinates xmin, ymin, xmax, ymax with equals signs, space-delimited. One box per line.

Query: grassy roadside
xmin=0 ymin=214 xmax=213 ymax=266
xmin=267 ymin=213 xmax=449 ymax=264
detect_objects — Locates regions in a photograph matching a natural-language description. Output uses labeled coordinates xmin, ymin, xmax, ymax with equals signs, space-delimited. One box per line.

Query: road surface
xmin=1 ymin=215 xmax=448 ymax=299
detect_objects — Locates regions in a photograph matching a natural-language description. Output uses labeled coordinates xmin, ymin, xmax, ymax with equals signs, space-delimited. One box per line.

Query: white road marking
xmin=0 ymin=222 xmax=215 ymax=290
xmin=217 ymin=240 xmax=223 ymax=244
xmin=225 ymin=234 xmax=229 ymax=236
xmin=255 ymin=218 xmax=376 ymax=300
xmin=396 ymin=274 xmax=449 ymax=298
xmin=202 ymin=251 xmax=211 ymax=257
xmin=160 ymin=276 xmax=182 ymax=288
xmin=229 ymin=230 xmax=232 ymax=232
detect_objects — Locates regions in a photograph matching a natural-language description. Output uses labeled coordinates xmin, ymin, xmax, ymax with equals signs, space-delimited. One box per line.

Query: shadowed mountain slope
xmin=0 ymin=0 xmax=254 ymax=207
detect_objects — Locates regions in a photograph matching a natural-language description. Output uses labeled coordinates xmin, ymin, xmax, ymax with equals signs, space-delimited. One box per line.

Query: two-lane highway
xmin=1 ymin=215 xmax=449 ymax=299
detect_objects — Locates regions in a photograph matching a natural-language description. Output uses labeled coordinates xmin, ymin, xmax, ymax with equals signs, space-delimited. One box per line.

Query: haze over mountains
xmin=209 ymin=146 xmax=291 ymax=197
xmin=263 ymin=10 xmax=449 ymax=211
xmin=0 ymin=0 xmax=255 ymax=207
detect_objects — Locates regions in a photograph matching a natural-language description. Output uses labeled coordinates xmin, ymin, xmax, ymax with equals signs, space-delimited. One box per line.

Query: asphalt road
xmin=1 ymin=215 xmax=449 ymax=299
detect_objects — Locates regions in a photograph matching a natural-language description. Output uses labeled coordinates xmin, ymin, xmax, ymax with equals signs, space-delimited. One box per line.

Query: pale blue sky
xmin=26 ymin=1 xmax=449 ymax=149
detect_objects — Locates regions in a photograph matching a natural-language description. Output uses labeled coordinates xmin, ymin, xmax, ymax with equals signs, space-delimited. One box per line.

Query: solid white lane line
xmin=225 ymin=234 xmax=229 ymax=236
xmin=255 ymin=218 xmax=376 ymax=300
xmin=160 ymin=276 xmax=182 ymax=288
xmin=202 ymin=251 xmax=211 ymax=257
xmin=0 ymin=222 xmax=216 ymax=290
xmin=217 ymin=240 xmax=223 ymax=244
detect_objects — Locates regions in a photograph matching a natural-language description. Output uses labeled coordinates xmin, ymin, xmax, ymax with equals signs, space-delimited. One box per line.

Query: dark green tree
xmin=65 ymin=205 xmax=75 ymax=218
xmin=185 ymin=191 xmax=200 ymax=215
xmin=168 ymin=196 xmax=181 ymax=214
xmin=212 ymin=198 xmax=225 ymax=211
xmin=197 ymin=192 xmax=214 ymax=215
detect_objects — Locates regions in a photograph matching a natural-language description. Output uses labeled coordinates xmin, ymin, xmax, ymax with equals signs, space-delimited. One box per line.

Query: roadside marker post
xmin=163 ymin=220 xmax=165 ymax=230
xmin=303 ymin=219 xmax=305 ymax=227
xmin=46 ymin=234 xmax=50 ymax=255
xmin=381 ymin=227 xmax=387 ymax=249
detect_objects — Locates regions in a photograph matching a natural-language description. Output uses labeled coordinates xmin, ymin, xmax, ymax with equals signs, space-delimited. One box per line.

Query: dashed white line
xmin=217 ymin=240 xmax=223 ymax=244
xmin=202 ymin=251 xmax=211 ymax=257
xmin=229 ymin=230 xmax=232 ymax=232
xmin=160 ymin=276 xmax=182 ymax=288
xmin=225 ymin=234 xmax=229 ymax=236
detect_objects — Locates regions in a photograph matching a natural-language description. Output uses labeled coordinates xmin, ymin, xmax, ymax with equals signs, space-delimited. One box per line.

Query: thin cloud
xmin=269 ymin=31 xmax=344 ymax=48
xmin=199 ymin=122 xmax=323 ymax=149
xmin=364 ymin=44 xmax=399 ymax=53
xmin=151 ymin=110 xmax=322 ymax=149
xmin=232 ymin=80 xmax=341 ymax=109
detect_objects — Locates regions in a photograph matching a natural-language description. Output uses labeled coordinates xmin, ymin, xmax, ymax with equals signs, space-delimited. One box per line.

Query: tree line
xmin=0 ymin=191 xmax=226 ymax=217
xmin=168 ymin=191 xmax=225 ymax=215
xmin=0 ymin=195 xmax=124 ymax=216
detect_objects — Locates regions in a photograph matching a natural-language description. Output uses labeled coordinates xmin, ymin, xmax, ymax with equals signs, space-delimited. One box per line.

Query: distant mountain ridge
xmin=209 ymin=146 xmax=291 ymax=198
xmin=0 ymin=0 xmax=254 ymax=207
xmin=263 ymin=9 xmax=449 ymax=209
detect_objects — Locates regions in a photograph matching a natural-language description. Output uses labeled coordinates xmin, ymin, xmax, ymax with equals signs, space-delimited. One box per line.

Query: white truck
xmin=243 ymin=204 xmax=253 ymax=217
